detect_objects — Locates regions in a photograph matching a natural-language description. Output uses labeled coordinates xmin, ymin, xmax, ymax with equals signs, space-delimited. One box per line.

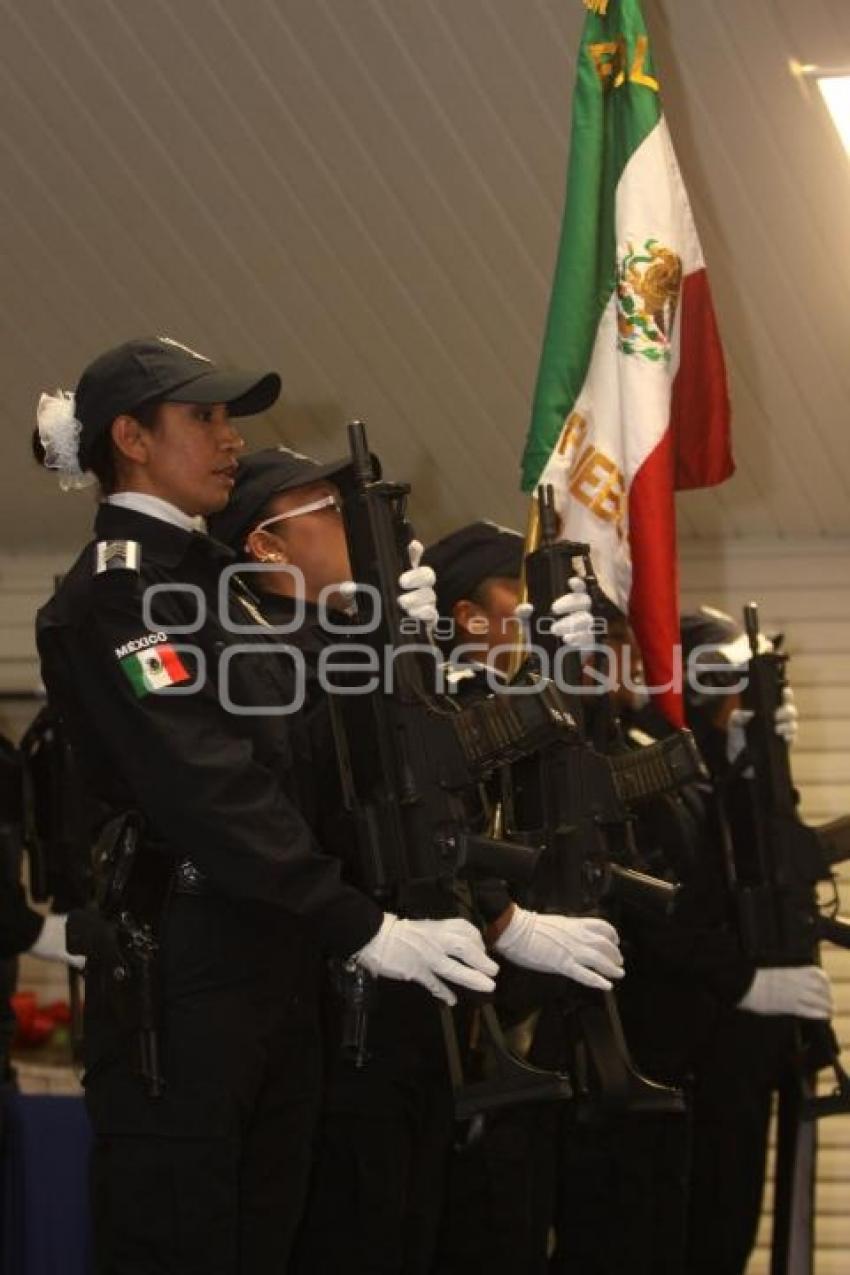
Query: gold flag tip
xmin=583 ymin=0 xmax=610 ymax=14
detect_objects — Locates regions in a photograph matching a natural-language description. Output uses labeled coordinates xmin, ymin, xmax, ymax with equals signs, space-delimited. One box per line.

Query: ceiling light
xmin=817 ymin=76 xmax=850 ymax=156
xmin=791 ymin=61 xmax=850 ymax=156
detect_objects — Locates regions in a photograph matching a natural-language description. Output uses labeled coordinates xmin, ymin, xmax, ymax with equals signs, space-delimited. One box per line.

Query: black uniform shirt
xmin=616 ymin=711 xmax=756 ymax=1078
xmin=255 ymin=591 xmax=353 ymax=867
xmin=35 ymin=503 xmax=382 ymax=958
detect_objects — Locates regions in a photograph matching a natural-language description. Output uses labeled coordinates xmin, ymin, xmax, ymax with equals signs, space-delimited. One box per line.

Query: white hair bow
xmin=36 ymin=390 xmax=96 ymax=491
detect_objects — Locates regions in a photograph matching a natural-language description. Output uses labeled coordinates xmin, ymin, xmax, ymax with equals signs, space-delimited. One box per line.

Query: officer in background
xmin=424 ymin=522 xmax=694 ymax=1275
xmin=551 ymin=600 xmax=829 ymax=1275
xmin=678 ymin=607 xmax=831 ymax=1275
xmin=210 ymin=448 xmax=463 ymax=1275
xmin=0 ymin=730 xmax=83 ymax=1072
xmin=32 ymin=339 xmax=498 ymax=1275
xmin=209 ymin=456 xmax=622 ymax=1275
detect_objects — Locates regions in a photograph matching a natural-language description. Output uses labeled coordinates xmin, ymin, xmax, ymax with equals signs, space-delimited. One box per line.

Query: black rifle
xmin=328 ymin=421 xmax=573 ymax=1119
xmin=503 ymin=483 xmax=687 ymax=1121
xmin=728 ymin=603 xmax=850 ymax=1109
xmin=720 ymin=603 xmax=850 ymax=1275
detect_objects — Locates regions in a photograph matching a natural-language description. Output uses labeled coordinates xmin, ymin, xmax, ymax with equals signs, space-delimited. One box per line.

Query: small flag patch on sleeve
xmin=120 ymin=645 xmax=191 ymax=698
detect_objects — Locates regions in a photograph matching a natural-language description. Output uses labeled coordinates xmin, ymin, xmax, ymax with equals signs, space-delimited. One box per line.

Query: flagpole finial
xmin=583 ymin=0 xmax=610 ymax=14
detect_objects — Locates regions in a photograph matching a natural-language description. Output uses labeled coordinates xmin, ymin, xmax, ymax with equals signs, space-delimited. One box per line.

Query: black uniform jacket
xmin=257 ymin=590 xmax=459 ymax=1062
xmin=253 ymin=592 xmax=348 ymax=853
xmin=35 ymin=503 xmax=382 ymax=958
xmin=616 ymin=711 xmax=756 ymax=1079
xmin=259 ymin=597 xmax=512 ymax=925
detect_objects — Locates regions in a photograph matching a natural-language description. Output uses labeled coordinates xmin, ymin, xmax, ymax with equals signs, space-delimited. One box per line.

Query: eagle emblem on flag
xmin=616 ymin=239 xmax=683 ymax=363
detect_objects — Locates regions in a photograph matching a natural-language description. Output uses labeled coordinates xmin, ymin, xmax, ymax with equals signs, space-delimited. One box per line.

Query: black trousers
xmin=551 ymin=1110 xmax=690 ymax=1275
xmin=436 ymin=1002 xmax=690 ymax=1275
xmin=292 ymin=981 xmax=454 ymax=1275
xmin=83 ymin=894 xmax=322 ymax=1275
xmin=436 ymin=1099 xmax=562 ymax=1275
xmin=436 ymin=1003 xmax=567 ymax=1275
xmin=686 ymin=1011 xmax=794 ymax=1275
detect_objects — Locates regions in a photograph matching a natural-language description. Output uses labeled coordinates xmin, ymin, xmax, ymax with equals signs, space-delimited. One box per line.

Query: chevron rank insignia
xmin=95 ymin=540 xmax=142 ymax=574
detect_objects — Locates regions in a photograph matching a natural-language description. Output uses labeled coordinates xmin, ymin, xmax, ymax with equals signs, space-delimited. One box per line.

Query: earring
xmin=262 ymin=553 xmax=284 ymax=563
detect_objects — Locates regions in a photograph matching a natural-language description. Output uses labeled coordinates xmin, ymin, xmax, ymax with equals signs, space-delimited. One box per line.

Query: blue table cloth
xmin=1 ymin=1087 xmax=92 ymax=1275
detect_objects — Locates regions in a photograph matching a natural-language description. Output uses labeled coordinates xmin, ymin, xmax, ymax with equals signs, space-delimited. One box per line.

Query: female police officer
xmin=33 ymin=337 xmax=498 ymax=1275
xmin=209 ymin=453 xmax=623 ymax=1275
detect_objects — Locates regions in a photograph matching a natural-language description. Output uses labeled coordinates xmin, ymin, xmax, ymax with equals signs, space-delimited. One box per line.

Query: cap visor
xmin=167 ymin=369 xmax=281 ymax=416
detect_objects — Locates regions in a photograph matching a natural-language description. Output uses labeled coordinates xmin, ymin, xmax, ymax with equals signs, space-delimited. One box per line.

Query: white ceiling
xmin=2 ymin=0 xmax=850 ymax=553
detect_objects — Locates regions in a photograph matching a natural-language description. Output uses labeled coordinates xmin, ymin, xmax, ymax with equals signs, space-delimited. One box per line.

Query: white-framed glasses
xmin=253 ymin=494 xmax=342 ymax=536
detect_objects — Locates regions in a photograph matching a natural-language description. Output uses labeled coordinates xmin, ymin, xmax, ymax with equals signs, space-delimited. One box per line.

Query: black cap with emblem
xmin=207 ymin=447 xmax=350 ymax=551
xmin=75 ymin=337 xmax=282 ymax=470
xmin=422 ymin=521 xmax=525 ymax=616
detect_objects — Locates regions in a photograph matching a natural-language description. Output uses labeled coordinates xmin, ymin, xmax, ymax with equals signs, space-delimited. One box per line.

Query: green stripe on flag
xmin=121 ymin=654 xmax=149 ymax=699
xmin=522 ymin=0 xmax=662 ymax=491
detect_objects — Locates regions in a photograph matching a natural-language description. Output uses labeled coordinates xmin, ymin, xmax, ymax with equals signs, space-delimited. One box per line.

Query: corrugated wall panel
xmin=680 ymin=539 xmax=850 ymax=1275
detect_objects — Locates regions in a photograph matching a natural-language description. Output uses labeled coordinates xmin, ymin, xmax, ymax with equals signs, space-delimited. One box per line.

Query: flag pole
xmin=505 ymin=495 xmax=542 ymax=680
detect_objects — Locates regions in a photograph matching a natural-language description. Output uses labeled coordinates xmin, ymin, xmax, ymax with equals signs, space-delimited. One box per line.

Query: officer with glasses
xmin=209 ymin=450 xmax=623 ymax=1275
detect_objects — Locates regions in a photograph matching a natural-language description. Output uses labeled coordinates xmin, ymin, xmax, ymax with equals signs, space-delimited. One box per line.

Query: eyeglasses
xmin=251 ymin=494 xmax=342 ymax=537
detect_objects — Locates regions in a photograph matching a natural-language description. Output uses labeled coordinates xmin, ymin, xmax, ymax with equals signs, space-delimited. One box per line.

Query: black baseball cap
xmin=679 ymin=605 xmax=772 ymax=709
xmin=422 ymin=521 xmax=524 ymax=616
xmin=75 ymin=336 xmax=281 ymax=470
xmin=208 ymin=446 xmax=350 ymax=549
xmin=680 ymin=606 xmax=752 ymax=671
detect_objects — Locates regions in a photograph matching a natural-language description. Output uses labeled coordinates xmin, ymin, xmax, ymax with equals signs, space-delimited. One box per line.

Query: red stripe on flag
xmin=159 ymin=645 xmax=191 ymax=685
xmin=628 ymin=430 xmax=684 ymax=728
xmin=629 ymin=268 xmax=732 ymax=726
xmin=670 ymin=268 xmax=733 ymax=490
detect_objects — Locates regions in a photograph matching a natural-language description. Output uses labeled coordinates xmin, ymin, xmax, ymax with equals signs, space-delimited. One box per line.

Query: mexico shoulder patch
xmin=119 ymin=644 xmax=191 ymax=698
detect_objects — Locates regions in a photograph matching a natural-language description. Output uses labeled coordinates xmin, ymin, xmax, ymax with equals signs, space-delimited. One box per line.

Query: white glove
xmin=397 ymin=539 xmax=438 ymax=627
xmin=550 ymin=577 xmax=595 ymax=650
xmin=725 ymin=709 xmax=751 ymax=764
xmin=738 ymin=966 xmax=832 ymax=1019
xmin=774 ymin=686 xmax=799 ymax=744
xmin=727 ymin=687 xmax=799 ymax=763
xmin=355 ymin=914 xmax=498 ymax=1006
xmin=338 ymin=539 xmax=438 ymax=626
xmin=28 ymin=914 xmax=85 ymax=971
xmin=493 ymin=907 xmax=624 ymax=991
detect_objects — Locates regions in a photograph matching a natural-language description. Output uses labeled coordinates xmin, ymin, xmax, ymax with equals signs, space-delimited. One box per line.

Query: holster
xmin=330 ymin=957 xmax=375 ymax=1067
xmin=67 ymin=811 xmax=173 ymax=1098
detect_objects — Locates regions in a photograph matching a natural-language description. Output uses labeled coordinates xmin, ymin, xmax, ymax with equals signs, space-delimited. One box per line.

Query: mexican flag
xmin=522 ymin=0 xmax=733 ymax=726
xmin=120 ymin=645 xmax=191 ymax=698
